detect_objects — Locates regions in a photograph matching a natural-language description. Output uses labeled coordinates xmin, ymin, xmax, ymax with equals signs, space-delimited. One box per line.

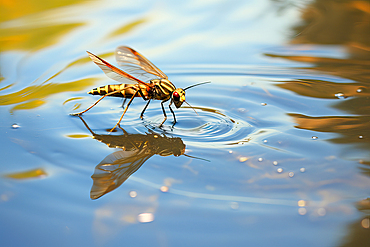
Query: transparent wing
xmin=86 ymin=51 xmax=151 ymax=89
xmin=116 ymin=46 xmax=168 ymax=80
xmin=90 ymin=149 xmax=152 ymax=200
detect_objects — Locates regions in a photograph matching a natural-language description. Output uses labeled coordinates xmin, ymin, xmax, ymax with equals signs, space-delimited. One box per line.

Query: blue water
xmin=1 ymin=0 xmax=370 ymax=246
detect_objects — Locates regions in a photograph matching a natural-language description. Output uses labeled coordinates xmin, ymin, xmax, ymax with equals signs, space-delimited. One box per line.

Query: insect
xmin=71 ymin=46 xmax=210 ymax=130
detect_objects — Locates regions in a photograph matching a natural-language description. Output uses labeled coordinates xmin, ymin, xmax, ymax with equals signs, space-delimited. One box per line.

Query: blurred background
xmin=1 ymin=0 xmax=370 ymax=246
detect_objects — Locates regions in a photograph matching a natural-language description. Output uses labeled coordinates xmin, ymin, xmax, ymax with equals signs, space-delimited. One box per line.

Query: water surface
xmin=1 ymin=0 xmax=370 ymax=246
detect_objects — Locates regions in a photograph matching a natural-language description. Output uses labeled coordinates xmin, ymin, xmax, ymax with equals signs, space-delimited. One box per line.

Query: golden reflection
xmin=3 ymin=168 xmax=47 ymax=179
xmin=0 ymin=78 xmax=98 ymax=113
xmin=107 ymin=18 xmax=147 ymax=38
xmin=78 ymin=116 xmax=187 ymax=200
xmin=1 ymin=23 xmax=84 ymax=52
xmin=1 ymin=0 xmax=88 ymax=52
xmin=0 ymin=52 xmax=106 ymax=112
xmin=1 ymin=0 xmax=87 ymax=22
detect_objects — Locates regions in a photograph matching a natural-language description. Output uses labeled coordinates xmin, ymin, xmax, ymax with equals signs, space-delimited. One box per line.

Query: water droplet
xmin=312 ymin=136 xmax=318 ymax=140
xmin=335 ymin=92 xmax=346 ymax=99
xmin=263 ymin=139 xmax=268 ymax=143
xmin=298 ymin=200 xmax=306 ymax=207
xmin=261 ymin=103 xmax=267 ymax=106
xmin=359 ymin=135 xmax=363 ymax=139
xmin=300 ymin=167 xmax=306 ymax=173
xmin=298 ymin=208 xmax=307 ymax=215
xmin=277 ymin=168 xmax=283 ymax=173
xmin=160 ymin=186 xmax=169 ymax=192
xmin=137 ymin=213 xmax=154 ymax=223
xmin=230 ymin=202 xmax=239 ymax=210
xmin=288 ymin=172 xmax=294 ymax=177
xmin=317 ymin=208 xmax=326 ymax=216
xmin=129 ymin=191 xmax=137 ymax=198
xmin=357 ymin=88 xmax=363 ymax=93
xmin=229 ymin=150 xmax=233 ymax=154
xmin=361 ymin=218 xmax=370 ymax=229
xmin=239 ymin=157 xmax=248 ymax=162
xmin=11 ymin=124 xmax=20 ymax=129
xmin=258 ymin=158 xmax=263 ymax=162
xmin=273 ymin=161 xmax=278 ymax=166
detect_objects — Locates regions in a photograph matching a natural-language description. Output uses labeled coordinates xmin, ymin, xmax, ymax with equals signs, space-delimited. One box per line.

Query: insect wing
xmin=90 ymin=149 xmax=152 ymax=199
xmin=116 ymin=46 xmax=168 ymax=80
xmin=86 ymin=51 xmax=151 ymax=89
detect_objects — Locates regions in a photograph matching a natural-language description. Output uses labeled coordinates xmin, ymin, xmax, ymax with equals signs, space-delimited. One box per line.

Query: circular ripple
xmin=141 ymin=106 xmax=255 ymax=148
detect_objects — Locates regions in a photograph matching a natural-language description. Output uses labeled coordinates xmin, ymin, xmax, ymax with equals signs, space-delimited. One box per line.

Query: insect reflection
xmin=78 ymin=116 xmax=187 ymax=200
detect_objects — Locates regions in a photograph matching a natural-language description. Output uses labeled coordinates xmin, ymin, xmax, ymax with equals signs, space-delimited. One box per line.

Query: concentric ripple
xmin=141 ymin=106 xmax=255 ymax=148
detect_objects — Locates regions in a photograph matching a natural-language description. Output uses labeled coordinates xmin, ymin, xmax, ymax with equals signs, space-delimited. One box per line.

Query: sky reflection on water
xmin=1 ymin=0 xmax=370 ymax=246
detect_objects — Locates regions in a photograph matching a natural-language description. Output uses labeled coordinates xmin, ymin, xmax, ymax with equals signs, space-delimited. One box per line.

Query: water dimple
xmin=11 ymin=123 xmax=20 ymax=129
xmin=334 ymin=92 xmax=346 ymax=99
xmin=143 ymin=107 xmax=255 ymax=148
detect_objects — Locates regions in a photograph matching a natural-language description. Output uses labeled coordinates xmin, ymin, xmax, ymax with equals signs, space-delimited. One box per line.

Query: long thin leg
xmin=121 ymin=98 xmax=127 ymax=109
xmin=168 ymin=101 xmax=177 ymax=124
xmin=110 ymin=89 xmax=139 ymax=132
xmin=159 ymin=99 xmax=170 ymax=127
xmin=140 ymin=99 xmax=151 ymax=120
xmin=70 ymin=86 xmax=135 ymax=116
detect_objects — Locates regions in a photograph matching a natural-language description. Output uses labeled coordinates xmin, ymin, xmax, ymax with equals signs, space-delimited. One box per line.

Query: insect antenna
xmin=183 ymin=81 xmax=211 ymax=91
xmin=184 ymin=101 xmax=199 ymax=116
xmin=184 ymin=153 xmax=210 ymax=162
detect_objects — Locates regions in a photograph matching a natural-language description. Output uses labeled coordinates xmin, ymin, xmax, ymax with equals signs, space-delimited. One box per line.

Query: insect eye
xmin=173 ymin=91 xmax=180 ymax=100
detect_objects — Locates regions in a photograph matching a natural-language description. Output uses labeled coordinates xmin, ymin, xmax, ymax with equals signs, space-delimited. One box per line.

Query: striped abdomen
xmin=88 ymin=84 xmax=148 ymax=98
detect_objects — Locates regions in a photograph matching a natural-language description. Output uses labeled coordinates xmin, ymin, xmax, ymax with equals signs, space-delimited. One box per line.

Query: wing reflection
xmin=78 ymin=117 xmax=185 ymax=200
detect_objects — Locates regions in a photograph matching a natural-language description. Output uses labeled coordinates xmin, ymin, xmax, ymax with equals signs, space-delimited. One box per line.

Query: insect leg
xmin=140 ymin=99 xmax=151 ymax=120
xmin=121 ymin=98 xmax=127 ymax=109
xmin=110 ymin=89 xmax=139 ymax=132
xmin=159 ymin=99 xmax=170 ymax=127
xmin=168 ymin=101 xmax=177 ymax=124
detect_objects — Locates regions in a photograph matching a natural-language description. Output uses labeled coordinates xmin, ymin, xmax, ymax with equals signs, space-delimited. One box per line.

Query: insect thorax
xmin=151 ymin=79 xmax=176 ymax=100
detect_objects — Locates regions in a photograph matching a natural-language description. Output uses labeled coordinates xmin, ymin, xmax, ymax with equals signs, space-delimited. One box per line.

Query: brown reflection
xmin=78 ymin=117 xmax=186 ymax=200
xmin=266 ymin=0 xmax=370 ymax=160
xmin=338 ymin=197 xmax=370 ymax=247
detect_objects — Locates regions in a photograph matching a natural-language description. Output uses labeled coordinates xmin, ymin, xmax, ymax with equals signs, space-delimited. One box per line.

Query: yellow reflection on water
xmin=0 ymin=78 xmax=99 ymax=113
xmin=1 ymin=0 xmax=87 ymax=22
xmin=1 ymin=23 xmax=84 ymax=52
xmin=4 ymin=168 xmax=47 ymax=179
xmin=108 ymin=18 xmax=147 ymax=39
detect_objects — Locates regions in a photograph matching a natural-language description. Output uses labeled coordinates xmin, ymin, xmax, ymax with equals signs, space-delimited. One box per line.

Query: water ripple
xmin=142 ymin=106 xmax=255 ymax=148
